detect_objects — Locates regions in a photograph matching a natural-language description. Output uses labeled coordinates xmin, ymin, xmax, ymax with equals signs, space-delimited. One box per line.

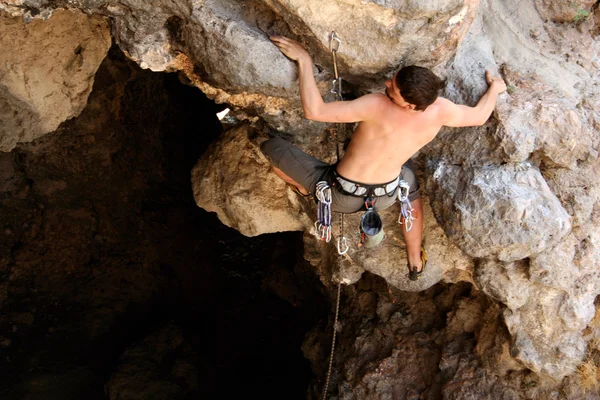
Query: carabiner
xmin=337 ymin=236 xmax=349 ymax=255
xmin=329 ymin=31 xmax=341 ymax=53
xmin=398 ymin=180 xmax=410 ymax=202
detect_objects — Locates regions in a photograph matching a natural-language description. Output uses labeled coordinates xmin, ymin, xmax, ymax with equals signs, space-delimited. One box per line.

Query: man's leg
xmin=260 ymin=137 xmax=327 ymax=196
xmin=272 ymin=167 xmax=309 ymax=195
xmin=402 ymin=198 xmax=424 ymax=272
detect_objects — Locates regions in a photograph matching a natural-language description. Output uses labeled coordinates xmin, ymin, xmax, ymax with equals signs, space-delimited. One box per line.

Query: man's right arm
xmin=272 ymin=36 xmax=380 ymax=123
xmin=439 ymin=71 xmax=507 ymax=127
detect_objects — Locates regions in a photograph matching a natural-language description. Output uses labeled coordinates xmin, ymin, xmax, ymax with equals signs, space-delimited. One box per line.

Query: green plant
xmin=573 ymin=9 xmax=590 ymax=22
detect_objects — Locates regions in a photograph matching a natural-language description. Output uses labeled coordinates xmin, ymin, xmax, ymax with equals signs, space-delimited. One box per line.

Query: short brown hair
xmin=395 ymin=66 xmax=443 ymax=111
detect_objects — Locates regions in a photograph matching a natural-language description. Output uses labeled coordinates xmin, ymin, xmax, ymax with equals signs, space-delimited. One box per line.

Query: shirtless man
xmin=261 ymin=36 xmax=506 ymax=280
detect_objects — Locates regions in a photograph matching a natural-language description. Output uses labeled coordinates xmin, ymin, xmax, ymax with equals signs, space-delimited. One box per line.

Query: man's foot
xmin=288 ymin=184 xmax=311 ymax=197
xmin=407 ymin=247 xmax=427 ymax=281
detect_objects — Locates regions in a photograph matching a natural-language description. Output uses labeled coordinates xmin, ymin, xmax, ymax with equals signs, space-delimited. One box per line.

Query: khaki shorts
xmin=260 ymin=137 xmax=420 ymax=213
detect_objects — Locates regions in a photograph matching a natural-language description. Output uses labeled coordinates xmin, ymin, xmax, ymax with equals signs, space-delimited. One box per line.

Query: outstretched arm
xmin=271 ymin=36 xmax=378 ymax=123
xmin=440 ymin=71 xmax=507 ymax=127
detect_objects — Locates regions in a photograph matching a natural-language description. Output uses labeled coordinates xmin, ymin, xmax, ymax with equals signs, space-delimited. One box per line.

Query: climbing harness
xmin=397 ymin=179 xmax=415 ymax=232
xmin=333 ymin=170 xmax=400 ymax=198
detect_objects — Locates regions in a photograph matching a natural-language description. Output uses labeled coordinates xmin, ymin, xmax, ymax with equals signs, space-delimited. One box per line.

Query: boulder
xmin=0 ymin=10 xmax=110 ymax=151
xmin=429 ymin=163 xmax=571 ymax=261
xmin=191 ymin=125 xmax=313 ymax=236
xmin=105 ymin=324 xmax=199 ymax=400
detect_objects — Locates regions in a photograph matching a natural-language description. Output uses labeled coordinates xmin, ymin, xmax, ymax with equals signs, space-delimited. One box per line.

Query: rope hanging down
xmin=321 ymin=281 xmax=342 ymax=400
xmin=320 ymin=31 xmax=349 ymax=400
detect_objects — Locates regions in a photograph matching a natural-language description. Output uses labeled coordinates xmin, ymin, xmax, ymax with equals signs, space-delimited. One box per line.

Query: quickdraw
xmin=337 ymin=213 xmax=349 ymax=255
xmin=314 ymin=181 xmax=333 ymax=242
xmin=329 ymin=31 xmax=343 ymax=101
xmin=397 ymin=180 xmax=415 ymax=232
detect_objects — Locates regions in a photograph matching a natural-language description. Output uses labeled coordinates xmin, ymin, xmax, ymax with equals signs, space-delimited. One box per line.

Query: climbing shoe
xmin=407 ymin=247 xmax=427 ymax=281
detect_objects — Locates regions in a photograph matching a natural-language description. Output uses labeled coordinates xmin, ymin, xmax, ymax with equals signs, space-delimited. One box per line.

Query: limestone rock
xmin=191 ymin=124 xmax=313 ymax=236
xmin=1 ymin=0 xmax=480 ymax=136
xmin=3 ymin=0 xmax=600 ymax=391
xmin=105 ymin=324 xmax=199 ymax=400
xmin=534 ymin=0 xmax=597 ymax=23
xmin=475 ymin=255 xmax=599 ymax=379
xmin=0 ymin=10 xmax=111 ymax=151
xmin=182 ymin=0 xmax=297 ymax=96
xmin=261 ymin=0 xmax=478 ymax=77
xmin=429 ymin=163 xmax=571 ymax=261
xmin=474 ymin=260 xmax=530 ymax=311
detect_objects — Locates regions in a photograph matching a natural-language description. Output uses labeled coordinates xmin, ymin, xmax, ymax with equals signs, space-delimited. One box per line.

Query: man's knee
xmin=260 ymin=137 xmax=289 ymax=167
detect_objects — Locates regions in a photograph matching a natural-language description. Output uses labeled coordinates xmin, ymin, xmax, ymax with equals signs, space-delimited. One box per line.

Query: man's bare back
xmin=270 ymin=36 xmax=505 ymax=185
xmin=337 ymin=93 xmax=445 ymax=183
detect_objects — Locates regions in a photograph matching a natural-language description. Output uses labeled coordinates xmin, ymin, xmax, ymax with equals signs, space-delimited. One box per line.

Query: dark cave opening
xmin=0 ymin=46 xmax=328 ymax=399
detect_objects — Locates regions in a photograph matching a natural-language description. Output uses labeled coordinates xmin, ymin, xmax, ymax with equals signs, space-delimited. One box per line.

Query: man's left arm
xmin=439 ymin=71 xmax=507 ymax=127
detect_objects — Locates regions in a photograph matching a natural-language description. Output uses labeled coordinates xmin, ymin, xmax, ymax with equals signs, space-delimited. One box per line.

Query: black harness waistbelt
xmin=329 ymin=169 xmax=400 ymax=198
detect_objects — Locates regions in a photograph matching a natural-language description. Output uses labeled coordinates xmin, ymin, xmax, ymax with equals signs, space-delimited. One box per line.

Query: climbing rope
xmin=321 ymin=281 xmax=342 ymax=400
xmin=318 ymin=31 xmax=350 ymax=400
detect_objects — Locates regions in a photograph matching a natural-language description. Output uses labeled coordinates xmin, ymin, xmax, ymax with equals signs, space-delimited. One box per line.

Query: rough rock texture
xmin=302 ymin=275 xmax=588 ymax=400
xmin=3 ymin=0 xmax=600 ymax=396
xmin=534 ymin=0 xmax=597 ymax=23
xmin=0 ymin=48 xmax=322 ymax=400
xmin=0 ymin=10 xmax=111 ymax=151
xmin=422 ymin=0 xmax=600 ymax=380
xmin=0 ymin=0 xmax=479 ymax=138
xmin=105 ymin=324 xmax=200 ymax=400
xmin=191 ymin=124 xmax=312 ymax=236
xmin=0 ymin=49 xmax=219 ymax=399
xmin=429 ymin=163 xmax=572 ymax=261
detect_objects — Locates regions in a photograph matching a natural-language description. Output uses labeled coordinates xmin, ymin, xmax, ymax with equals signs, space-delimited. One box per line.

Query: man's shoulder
xmin=359 ymin=92 xmax=388 ymax=104
xmin=432 ymin=96 xmax=454 ymax=108
xmin=352 ymin=93 xmax=389 ymax=115
xmin=427 ymin=97 xmax=456 ymax=121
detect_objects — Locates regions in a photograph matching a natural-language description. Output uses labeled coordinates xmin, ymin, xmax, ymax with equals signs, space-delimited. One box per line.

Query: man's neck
xmin=385 ymin=92 xmax=418 ymax=111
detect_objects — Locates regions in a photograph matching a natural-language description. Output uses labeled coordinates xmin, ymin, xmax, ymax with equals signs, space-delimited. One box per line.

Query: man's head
xmin=385 ymin=66 xmax=443 ymax=111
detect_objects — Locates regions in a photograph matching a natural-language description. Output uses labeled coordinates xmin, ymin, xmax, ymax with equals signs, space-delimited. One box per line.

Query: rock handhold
xmin=429 ymin=163 xmax=571 ymax=261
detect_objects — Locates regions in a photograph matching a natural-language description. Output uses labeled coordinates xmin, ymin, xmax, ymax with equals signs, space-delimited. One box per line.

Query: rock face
xmin=191 ymin=125 xmax=312 ymax=236
xmin=3 ymin=0 xmax=600 ymax=395
xmin=429 ymin=163 xmax=571 ymax=261
xmin=105 ymin=324 xmax=200 ymax=400
xmin=0 ymin=10 xmax=111 ymax=151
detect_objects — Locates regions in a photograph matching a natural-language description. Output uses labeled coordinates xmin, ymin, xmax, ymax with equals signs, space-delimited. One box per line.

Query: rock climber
xmin=261 ymin=36 xmax=507 ymax=280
